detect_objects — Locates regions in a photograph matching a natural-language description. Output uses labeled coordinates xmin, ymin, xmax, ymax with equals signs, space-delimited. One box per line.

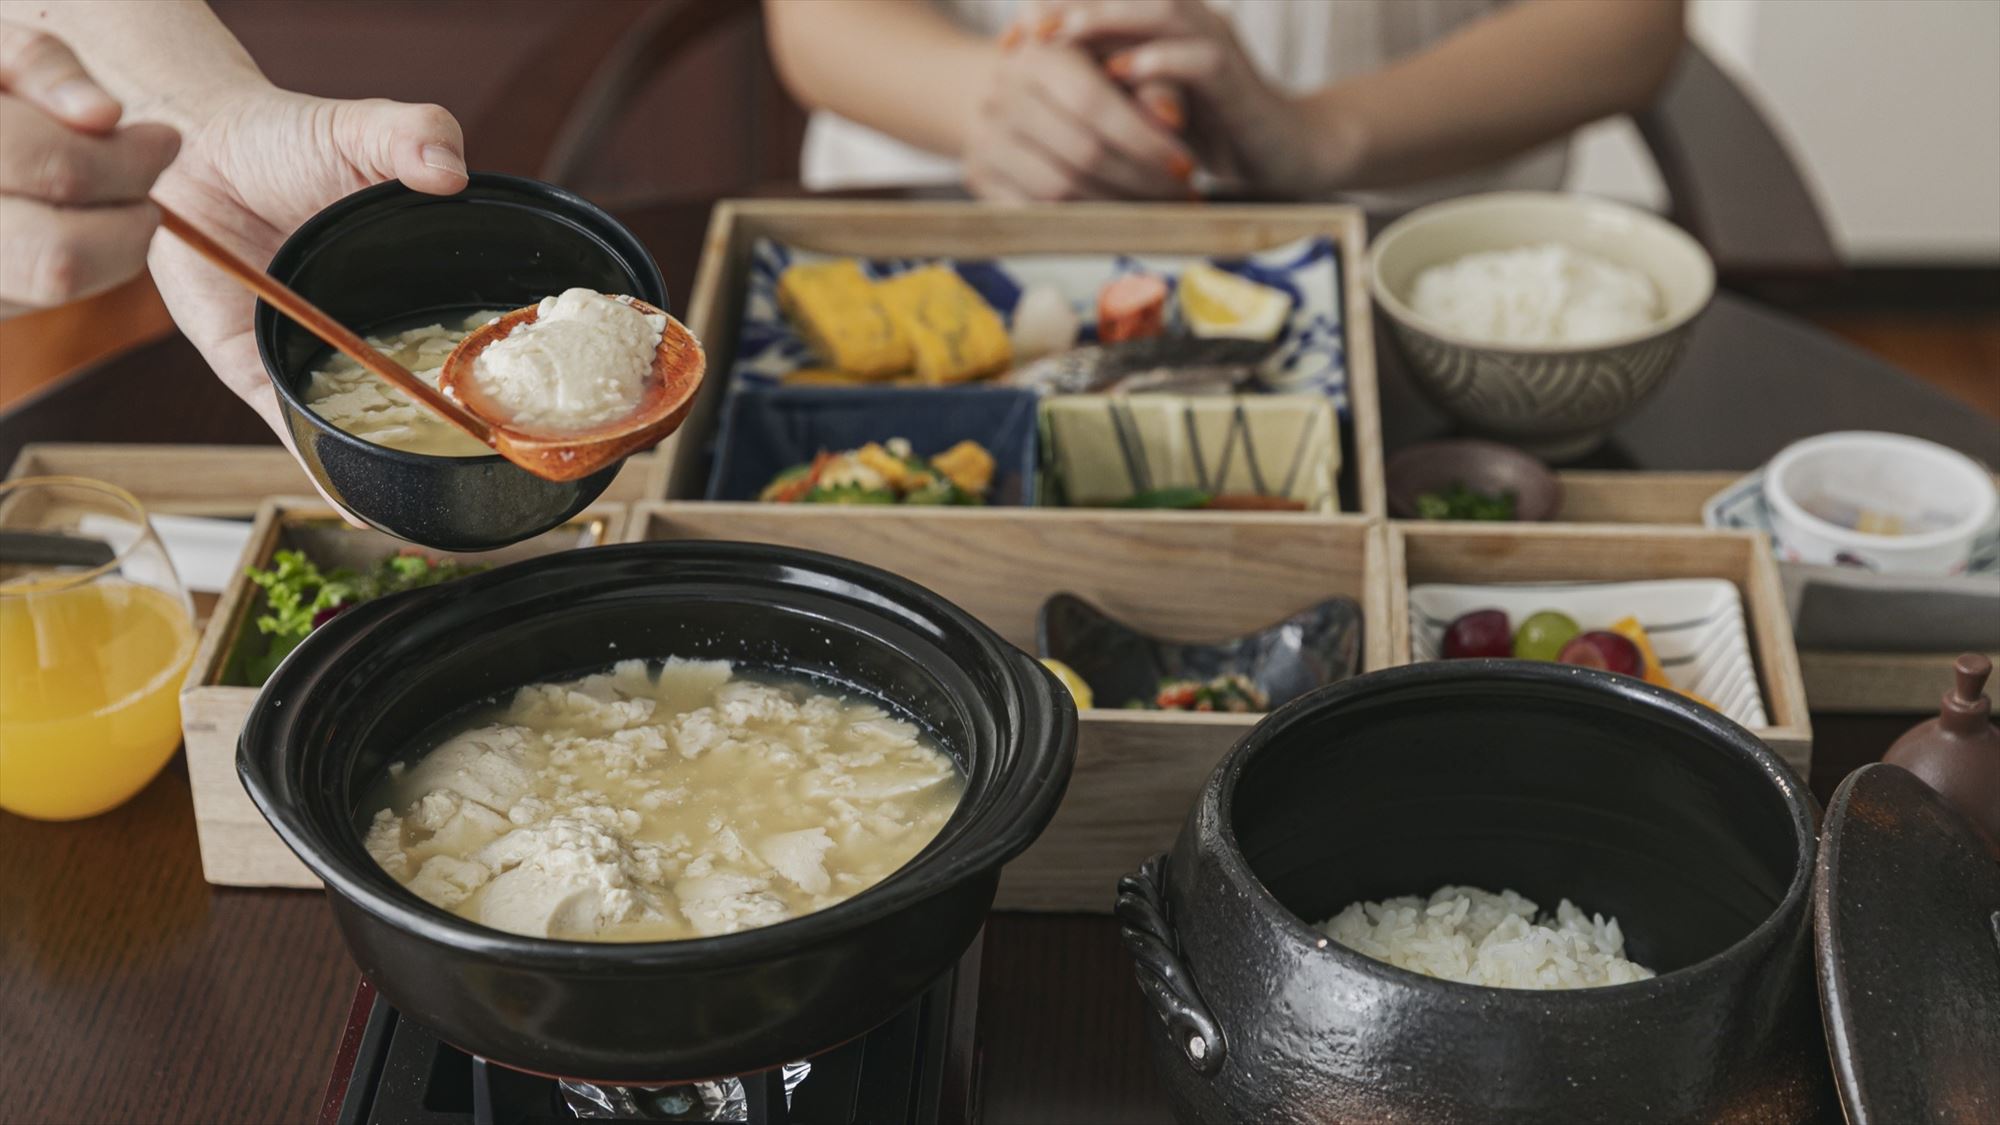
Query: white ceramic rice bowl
xmin=1371 ymin=192 xmax=1715 ymax=460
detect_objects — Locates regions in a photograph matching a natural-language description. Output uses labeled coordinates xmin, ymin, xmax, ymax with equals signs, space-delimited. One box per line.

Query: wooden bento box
xmin=619 ymin=200 xmax=1396 ymax=912
xmin=179 ymin=498 xmax=625 ymax=888
xmin=1555 ymin=470 xmax=1997 ymax=715
xmin=662 ymin=199 xmax=1385 ymax=517
xmin=627 ymin=502 xmax=1391 ymax=912
xmin=1388 ymin=521 xmax=1813 ymax=776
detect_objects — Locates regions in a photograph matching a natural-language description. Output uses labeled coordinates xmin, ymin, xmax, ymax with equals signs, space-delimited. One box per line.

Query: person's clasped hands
xmin=971 ymin=0 xmax=1348 ymax=203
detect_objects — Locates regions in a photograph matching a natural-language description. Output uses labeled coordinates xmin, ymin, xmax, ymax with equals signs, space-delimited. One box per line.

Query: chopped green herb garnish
xmin=1414 ymin=483 xmax=1516 ymax=521
xmin=239 ymin=549 xmax=482 ymax=684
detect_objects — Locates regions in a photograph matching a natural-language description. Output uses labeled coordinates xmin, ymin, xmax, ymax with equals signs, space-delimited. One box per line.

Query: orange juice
xmin=0 ymin=578 xmax=195 ymax=820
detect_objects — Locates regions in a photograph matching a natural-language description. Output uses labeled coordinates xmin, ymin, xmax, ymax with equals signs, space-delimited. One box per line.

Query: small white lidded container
xmin=1764 ymin=432 xmax=1997 ymax=575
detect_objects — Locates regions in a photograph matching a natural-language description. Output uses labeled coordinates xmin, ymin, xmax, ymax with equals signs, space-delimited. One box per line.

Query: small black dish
xmin=254 ymin=172 xmax=667 ymax=550
xmin=1037 ymin=592 xmax=1362 ymax=709
xmin=1385 ymin=438 xmax=1562 ymax=521
xmin=238 ymin=540 xmax=1076 ymax=1083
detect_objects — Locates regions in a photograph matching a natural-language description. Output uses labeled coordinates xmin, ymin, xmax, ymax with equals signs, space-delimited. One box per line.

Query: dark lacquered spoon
xmin=158 ymin=206 xmax=705 ymax=483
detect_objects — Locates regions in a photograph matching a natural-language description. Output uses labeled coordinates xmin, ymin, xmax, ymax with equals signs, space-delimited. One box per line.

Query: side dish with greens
xmin=237 ymin=549 xmax=483 ymax=685
xmin=758 ymin=438 xmax=994 ymax=505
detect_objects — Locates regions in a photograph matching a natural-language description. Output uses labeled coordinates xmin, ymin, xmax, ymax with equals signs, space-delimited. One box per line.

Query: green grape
xmin=1513 ymin=610 xmax=1581 ymax=662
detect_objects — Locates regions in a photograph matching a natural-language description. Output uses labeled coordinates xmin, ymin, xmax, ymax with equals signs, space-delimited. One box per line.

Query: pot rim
xmin=239 ymin=540 xmax=1075 ymax=970
xmin=1206 ymin=660 xmax=1817 ymax=1005
xmin=253 ymin=171 xmax=669 ymax=470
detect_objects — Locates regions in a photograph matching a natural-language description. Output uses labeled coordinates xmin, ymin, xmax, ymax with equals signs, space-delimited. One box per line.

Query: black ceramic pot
xmin=254 ymin=173 xmax=668 ymax=550
xmin=1118 ymin=661 xmax=1836 ymax=1124
xmin=239 ymin=541 xmax=1075 ymax=1082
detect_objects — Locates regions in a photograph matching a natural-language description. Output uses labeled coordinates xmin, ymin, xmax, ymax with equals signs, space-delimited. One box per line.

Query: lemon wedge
xmin=1179 ymin=264 xmax=1292 ymax=341
xmin=1039 ymin=658 xmax=1095 ymax=709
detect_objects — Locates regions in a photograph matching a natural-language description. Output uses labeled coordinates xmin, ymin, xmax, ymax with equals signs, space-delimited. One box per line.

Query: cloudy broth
xmin=359 ymin=658 xmax=963 ymax=942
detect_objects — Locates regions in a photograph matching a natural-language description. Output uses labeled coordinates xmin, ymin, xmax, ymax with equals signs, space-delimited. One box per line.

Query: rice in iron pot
xmin=1320 ymin=885 xmax=1655 ymax=989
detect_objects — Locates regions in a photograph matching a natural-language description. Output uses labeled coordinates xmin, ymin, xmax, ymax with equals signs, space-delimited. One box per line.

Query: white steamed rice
xmin=1320 ymin=885 xmax=1655 ymax=989
xmin=1410 ymin=243 xmax=1659 ymax=346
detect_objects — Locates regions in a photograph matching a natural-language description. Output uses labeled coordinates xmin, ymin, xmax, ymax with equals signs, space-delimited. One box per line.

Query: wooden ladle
xmin=158 ymin=206 xmax=705 ymax=483
xmin=437 ymin=298 xmax=705 ymax=482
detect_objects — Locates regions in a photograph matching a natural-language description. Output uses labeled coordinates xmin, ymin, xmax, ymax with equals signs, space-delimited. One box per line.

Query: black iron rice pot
xmin=1118 ymin=661 xmax=1837 ymax=1124
xmin=239 ymin=541 xmax=1076 ymax=1082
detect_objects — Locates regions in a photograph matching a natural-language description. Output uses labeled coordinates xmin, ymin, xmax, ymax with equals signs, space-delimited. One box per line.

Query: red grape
xmin=1559 ymin=631 xmax=1644 ymax=676
xmin=1442 ymin=609 xmax=1513 ymax=659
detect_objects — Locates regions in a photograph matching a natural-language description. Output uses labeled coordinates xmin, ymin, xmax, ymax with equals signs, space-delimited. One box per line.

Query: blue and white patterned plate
xmin=728 ymin=235 xmax=1348 ymax=415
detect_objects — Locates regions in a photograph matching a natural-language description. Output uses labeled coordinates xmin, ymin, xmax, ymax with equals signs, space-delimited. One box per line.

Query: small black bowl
xmin=238 ymin=540 xmax=1076 ymax=1082
xmin=254 ymin=173 xmax=668 ymax=550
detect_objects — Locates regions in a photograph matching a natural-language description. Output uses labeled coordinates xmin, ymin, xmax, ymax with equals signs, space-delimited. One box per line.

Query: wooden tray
xmin=179 ymin=499 xmax=624 ymax=888
xmin=6 ymin=442 xmax=669 ymax=518
xmin=1387 ymin=522 xmax=1813 ymax=776
xmin=1554 ymin=469 xmax=1997 ymax=713
xmin=1554 ymin=471 xmax=1735 ymax=526
xmin=664 ymin=199 xmax=1385 ymax=518
xmin=628 ymin=501 xmax=1390 ymax=912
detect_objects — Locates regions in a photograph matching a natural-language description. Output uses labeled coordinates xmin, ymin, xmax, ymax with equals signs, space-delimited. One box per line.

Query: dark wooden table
xmin=2 ymin=198 xmax=1994 ymax=1125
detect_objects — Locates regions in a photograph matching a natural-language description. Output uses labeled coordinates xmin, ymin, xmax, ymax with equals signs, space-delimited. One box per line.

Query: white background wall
xmin=1567 ymin=0 xmax=2000 ymax=264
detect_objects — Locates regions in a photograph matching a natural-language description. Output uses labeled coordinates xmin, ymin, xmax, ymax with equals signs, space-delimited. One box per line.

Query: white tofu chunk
xmin=406 ymin=855 xmax=490 ymax=909
xmin=800 ymin=764 xmax=952 ymax=801
xmin=365 ymin=809 xmax=409 ymax=880
xmin=479 ymin=863 xmax=633 ymax=939
xmin=758 ymin=828 xmax=833 ymax=895
xmin=399 ymin=726 xmax=536 ymax=813
xmin=428 ymin=801 xmax=510 ymax=856
xmin=674 ymin=872 xmax=789 ymax=936
xmin=654 ymin=658 xmax=734 ymax=712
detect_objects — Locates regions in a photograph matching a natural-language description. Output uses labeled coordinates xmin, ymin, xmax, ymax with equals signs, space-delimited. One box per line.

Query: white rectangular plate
xmin=1408 ymin=579 xmax=1769 ymax=729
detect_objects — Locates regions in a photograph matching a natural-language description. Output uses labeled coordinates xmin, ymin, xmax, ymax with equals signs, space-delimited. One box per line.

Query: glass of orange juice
xmin=0 ymin=477 xmax=197 ymax=820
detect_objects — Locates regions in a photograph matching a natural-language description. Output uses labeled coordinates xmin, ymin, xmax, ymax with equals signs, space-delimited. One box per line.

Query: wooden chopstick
xmin=154 ymin=204 xmax=494 ymax=444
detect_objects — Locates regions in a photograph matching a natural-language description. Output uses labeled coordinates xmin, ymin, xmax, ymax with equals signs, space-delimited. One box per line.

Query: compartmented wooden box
xmin=628 ymin=501 xmax=1390 ymax=911
xmin=663 ymin=199 xmax=1385 ymax=517
xmin=1554 ymin=469 xmax=1998 ymax=714
xmin=179 ymin=498 xmax=624 ymax=888
xmin=1388 ymin=521 xmax=1813 ymax=775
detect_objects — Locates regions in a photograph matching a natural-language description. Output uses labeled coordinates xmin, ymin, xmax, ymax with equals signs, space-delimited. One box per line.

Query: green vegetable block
xmin=1121 ymin=487 xmax=1212 ymax=510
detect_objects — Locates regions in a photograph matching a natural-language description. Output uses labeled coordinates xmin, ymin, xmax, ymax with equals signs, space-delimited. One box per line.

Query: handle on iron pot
xmin=1116 ymin=853 xmax=1226 ymax=1075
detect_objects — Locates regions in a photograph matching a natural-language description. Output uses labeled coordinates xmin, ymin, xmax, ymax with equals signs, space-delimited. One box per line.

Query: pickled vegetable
xmin=1607 ymin=616 xmax=1672 ymax=687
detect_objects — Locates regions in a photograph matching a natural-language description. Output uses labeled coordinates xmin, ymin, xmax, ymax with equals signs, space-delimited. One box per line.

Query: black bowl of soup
xmin=254 ymin=173 xmax=667 ymax=550
xmin=1117 ymin=661 xmax=1836 ymax=1123
xmin=238 ymin=541 xmax=1076 ymax=1082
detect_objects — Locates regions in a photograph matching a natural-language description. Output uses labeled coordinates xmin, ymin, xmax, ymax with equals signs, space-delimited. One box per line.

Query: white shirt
xmin=800 ymin=0 xmax=1569 ymax=206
